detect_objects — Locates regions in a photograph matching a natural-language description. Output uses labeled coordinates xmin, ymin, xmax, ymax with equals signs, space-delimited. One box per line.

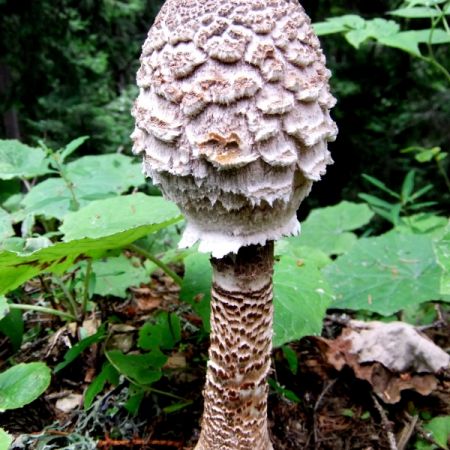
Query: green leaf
xmin=389 ymin=6 xmax=449 ymax=18
xmin=268 ymin=378 xmax=300 ymax=403
xmin=0 ymin=195 xmax=181 ymax=295
xmin=358 ymin=193 xmax=396 ymax=210
xmin=61 ymin=193 xmax=180 ymax=241
xmin=138 ymin=312 xmax=181 ymax=351
xmin=106 ymin=348 xmax=167 ymax=385
xmin=125 ymin=385 xmax=145 ymax=415
xmin=425 ymin=415 xmax=450 ymax=449
xmin=313 ymin=15 xmax=366 ymax=36
xmin=21 ymin=154 xmax=145 ymax=220
xmin=397 ymin=214 xmax=448 ymax=237
xmin=324 ymin=231 xmax=446 ymax=315
xmin=435 ymin=227 xmax=450 ymax=296
xmin=0 ymin=362 xmax=51 ymax=411
xmin=282 ymin=345 xmax=298 ymax=375
xmin=91 ymin=255 xmax=149 ymax=298
xmin=163 ymin=400 xmax=193 ymax=414
xmin=0 ymin=140 xmax=50 ymax=180
xmin=273 ymin=256 xmax=333 ymax=347
xmin=179 ymin=252 xmax=212 ymax=331
xmin=275 ymin=241 xmax=331 ymax=269
xmin=58 ymin=136 xmax=89 ymax=163
xmin=362 ymin=174 xmax=400 ymax=198
xmin=0 ymin=308 xmax=24 ymax=352
xmin=299 ymin=201 xmax=374 ymax=255
xmin=54 ymin=325 xmax=107 ymax=373
xmin=401 ymin=170 xmax=416 ymax=203
xmin=0 ymin=208 xmax=14 ymax=241
xmin=345 ymin=18 xmax=400 ymax=48
xmin=0 ymin=428 xmax=12 ymax=450
xmin=84 ymin=362 xmax=119 ymax=409
xmin=378 ymin=29 xmax=450 ymax=57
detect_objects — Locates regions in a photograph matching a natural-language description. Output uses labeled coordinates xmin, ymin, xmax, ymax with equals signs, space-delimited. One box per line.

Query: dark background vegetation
xmin=0 ymin=0 xmax=449 ymax=209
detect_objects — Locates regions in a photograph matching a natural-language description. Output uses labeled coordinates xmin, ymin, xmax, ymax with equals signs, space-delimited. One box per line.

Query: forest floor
xmin=1 ymin=269 xmax=449 ymax=450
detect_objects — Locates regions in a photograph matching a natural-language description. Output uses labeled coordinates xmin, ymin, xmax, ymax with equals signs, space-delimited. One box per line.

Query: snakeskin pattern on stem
xmin=195 ymin=243 xmax=274 ymax=450
xmin=132 ymin=0 xmax=338 ymax=258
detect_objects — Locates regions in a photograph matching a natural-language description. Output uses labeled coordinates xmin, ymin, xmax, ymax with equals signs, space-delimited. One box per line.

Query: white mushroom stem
xmin=195 ymin=243 xmax=274 ymax=450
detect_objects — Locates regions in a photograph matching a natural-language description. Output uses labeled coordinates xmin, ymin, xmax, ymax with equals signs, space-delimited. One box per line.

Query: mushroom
xmin=132 ymin=1 xmax=337 ymax=448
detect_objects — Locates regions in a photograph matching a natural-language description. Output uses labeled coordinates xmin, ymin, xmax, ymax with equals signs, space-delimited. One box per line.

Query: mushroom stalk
xmin=196 ymin=243 xmax=274 ymax=450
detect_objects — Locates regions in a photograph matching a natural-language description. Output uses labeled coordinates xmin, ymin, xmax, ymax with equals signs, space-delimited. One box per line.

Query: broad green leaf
xmin=313 ymin=15 xmax=366 ymax=36
xmin=91 ymin=255 xmax=148 ymax=298
xmin=21 ymin=154 xmax=145 ymax=220
xmin=324 ymin=231 xmax=446 ymax=315
xmin=125 ymin=385 xmax=145 ymax=415
xmin=0 ymin=208 xmax=13 ymax=241
xmin=67 ymin=153 xmax=144 ymax=197
xmin=299 ymin=201 xmax=374 ymax=255
xmin=345 ymin=18 xmax=400 ymax=48
xmin=423 ymin=415 xmax=450 ymax=449
xmin=273 ymin=256 xmax=333 ymax=347
xmin=435 ymin=227 xmax=450 ymax=296
xmin=0 ymin=428 xmax=12 ymax=450
xmin=389 ymin=6 xmax=449 ymax=18
xmin=106 ymin=348 xmax=167 ymax=385
xmin=396 ymin=214 xmax=448 ymax=237
xmin=0 ymin=362 xmax=51 ymax=411
xmin=378 ymin=29 xmax=450 ymax=56
xmin=138 ymin=311 xmax=181 ymax=351
xmin=179 ymin=252 xmax=212 ymax=330
xmin=0 ymin=195 xmax=181 ymax=295
xmin=61 ymin=194 xmax=180 ymax=241
xmin=0 ymin=140 xmax=49 ymax=180
xmin=54 ymin=325 xmax=107 ymax=373
xmin=84 ymin=362 xmax=119 ymax=409
xmin=275 ymin=240 xmax=331 ymax=268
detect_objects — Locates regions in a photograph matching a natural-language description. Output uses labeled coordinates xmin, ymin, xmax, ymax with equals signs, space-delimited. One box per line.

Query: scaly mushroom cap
xmin=132 ymin=0 xmax=338 ymax=258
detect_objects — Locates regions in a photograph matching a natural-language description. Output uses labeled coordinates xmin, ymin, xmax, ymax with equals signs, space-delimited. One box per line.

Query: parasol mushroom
xmin=132 ymin=1 xmax=337 ymax=448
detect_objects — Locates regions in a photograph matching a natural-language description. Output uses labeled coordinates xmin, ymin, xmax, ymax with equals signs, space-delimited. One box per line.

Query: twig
xmin=312 ymin=379 xmax=337 ymax=448
xmin=371 ymin=394 xmax=398 ymax=450
xmin=397 ymin=414 xmax=418 ymax=450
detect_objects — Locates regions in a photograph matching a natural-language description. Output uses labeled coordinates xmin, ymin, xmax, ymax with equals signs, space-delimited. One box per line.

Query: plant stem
xmin=81 ymin=258 xmax=93 ymax=319
xmin=127 ymin=244 xmax=183 ymax=286
xmin=9 ymin=303 xmax=76 ymax=321
xmin=54 ymin=276 xmax=78 ymax=318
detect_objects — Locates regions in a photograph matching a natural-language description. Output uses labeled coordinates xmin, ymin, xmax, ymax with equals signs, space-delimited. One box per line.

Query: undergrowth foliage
xmin=0 ymin=1 xmax=449 ymax=449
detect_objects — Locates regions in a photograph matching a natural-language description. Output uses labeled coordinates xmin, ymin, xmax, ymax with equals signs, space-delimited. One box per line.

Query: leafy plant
xmin=0 ymin=362 xmax=51 ymax=411
xmin=359 ymin=171 xmax=435 ymax=226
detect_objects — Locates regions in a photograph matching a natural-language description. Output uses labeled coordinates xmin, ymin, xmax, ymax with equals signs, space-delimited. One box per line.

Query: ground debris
xmin=315 ymin=320 xmax=450 ymax=403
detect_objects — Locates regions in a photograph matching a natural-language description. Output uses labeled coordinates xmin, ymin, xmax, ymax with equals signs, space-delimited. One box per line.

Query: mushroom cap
xmin=132 ymin=0 xmax=338 ymax=258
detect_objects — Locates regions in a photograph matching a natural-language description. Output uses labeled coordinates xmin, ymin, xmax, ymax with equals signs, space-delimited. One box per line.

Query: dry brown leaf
xmin=316 ymin=320 xmax=450 ymax=403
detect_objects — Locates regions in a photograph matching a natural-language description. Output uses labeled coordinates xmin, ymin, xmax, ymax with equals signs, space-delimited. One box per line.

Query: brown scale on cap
xmin=132 ymin=0 xmax=337 ymax=259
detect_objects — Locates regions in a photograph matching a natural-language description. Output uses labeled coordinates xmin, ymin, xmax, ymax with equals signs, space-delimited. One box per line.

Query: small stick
xmin=397 ymin=414 xmax=418 ymax=450
xmin=372 ymin=394 xmax=398 ymax=450
xmin=313 ymin=379 xmax=337 ymax=447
